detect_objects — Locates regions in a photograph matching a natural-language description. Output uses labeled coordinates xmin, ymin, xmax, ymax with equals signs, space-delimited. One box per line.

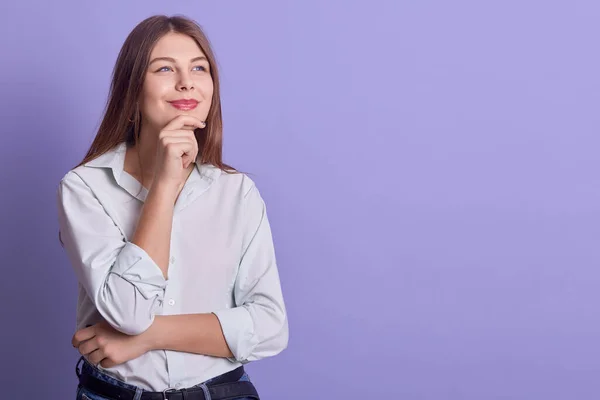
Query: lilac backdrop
xmin=1 ymin=1 xmax=599 ymax=398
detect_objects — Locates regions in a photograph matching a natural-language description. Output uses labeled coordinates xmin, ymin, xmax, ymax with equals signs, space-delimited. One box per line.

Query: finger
xmin=88 ymin=349 xmax=105 ymax=366
xmin=177 ymin=146 xmax=199 ymax=169
xmin=162 ymin=139 xmax=198 ymax=159
xmin=161 ymin=140 xmax=198 ymax=161
xmin=158 ymin=131 xmax=199 ymax=156
xmin=159 ymin=137 xmax=196 ymax=146
xmin=162 ymin=115 xmax=206 ymax=132
xmin=182 ymin=124 xmax=204 ymax=131
xmin=78 ymin=337 xmax=99 ymax=356
xmin=72 ymin=326 xmax=95 ymax=348
xmin=159 ymin=129 xmax=200 ymax=141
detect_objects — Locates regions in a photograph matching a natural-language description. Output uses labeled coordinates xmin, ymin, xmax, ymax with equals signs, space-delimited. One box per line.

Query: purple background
xmin=1 ymin=1 xmax=599 ymax=398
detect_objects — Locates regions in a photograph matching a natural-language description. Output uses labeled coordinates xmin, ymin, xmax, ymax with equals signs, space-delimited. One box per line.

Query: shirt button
xmin=170 ymin=256 xmax=176 ymax=264
xmin=168 ymin=299 xmax=176 ymax=306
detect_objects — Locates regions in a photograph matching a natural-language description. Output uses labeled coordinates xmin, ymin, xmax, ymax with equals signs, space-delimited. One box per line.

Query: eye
xmin=156 ymin=66 xmax=172 ymax=72
xmin=193 ymin=65 xmax=208 ymax=72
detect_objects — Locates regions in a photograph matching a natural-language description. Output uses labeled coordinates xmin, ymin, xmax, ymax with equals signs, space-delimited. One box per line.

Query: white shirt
xmin=56 ymin=142 xmax=288 ymax=391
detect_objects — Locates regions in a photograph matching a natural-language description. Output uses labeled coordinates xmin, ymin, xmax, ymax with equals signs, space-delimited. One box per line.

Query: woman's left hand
xmin=72 ymin=320 xmax=150 ymax=368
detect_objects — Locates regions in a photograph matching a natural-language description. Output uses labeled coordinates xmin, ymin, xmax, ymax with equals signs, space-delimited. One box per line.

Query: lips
xmin=169 ymin=99 xmax=199 ymax=111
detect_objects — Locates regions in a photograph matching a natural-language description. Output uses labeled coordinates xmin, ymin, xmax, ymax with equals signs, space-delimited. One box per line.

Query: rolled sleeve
xmin=213 ymin=183 xmax=289 ymax=363
xmin=57 ymin=171 xmax=166 ymax=335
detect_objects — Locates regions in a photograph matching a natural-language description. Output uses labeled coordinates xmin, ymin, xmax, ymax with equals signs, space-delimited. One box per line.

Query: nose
xmin=176 ymin=71 xmax=194 ymax=91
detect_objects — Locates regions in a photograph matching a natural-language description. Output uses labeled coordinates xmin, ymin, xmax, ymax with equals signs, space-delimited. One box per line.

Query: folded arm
xmin=57 ymin=171 xmax=168 ymax=335
xmin=141 ymin=183 xmax=289 ymax=361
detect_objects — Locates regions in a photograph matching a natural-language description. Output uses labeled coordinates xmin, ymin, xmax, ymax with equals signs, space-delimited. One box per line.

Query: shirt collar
xmin=83 ymin=142 xmax=222 ymax=203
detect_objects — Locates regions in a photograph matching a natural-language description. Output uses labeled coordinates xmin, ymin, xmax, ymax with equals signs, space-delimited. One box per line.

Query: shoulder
xmin=58 ymin=165 xmax=109 ymax=191
xmin=58 ymin=168 xmax=86 ymax=192
xmin=59 ymin=143 xmax=125 ymax=191
xmin=209 ymin=167 xmax=260 ymax=199
xmin=57 ymin=165 xmax=119 ymax=209
xmin=207 ymin=168 xmax=268 ymax=218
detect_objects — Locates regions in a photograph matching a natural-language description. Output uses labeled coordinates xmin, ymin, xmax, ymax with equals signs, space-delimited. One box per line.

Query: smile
xmin=168 ymin=99 xmax=199 ymax=111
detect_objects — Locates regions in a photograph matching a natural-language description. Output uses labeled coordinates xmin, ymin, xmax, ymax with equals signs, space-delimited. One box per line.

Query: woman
xmin=57 ymin=15 xmax=288 ymax=400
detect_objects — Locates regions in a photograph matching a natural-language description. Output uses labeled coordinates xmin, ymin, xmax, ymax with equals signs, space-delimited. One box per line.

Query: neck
xmin=136 ymin=124 xmax=159 ymax=177
xmin=124 ymin=123 xmax=160 ymax=186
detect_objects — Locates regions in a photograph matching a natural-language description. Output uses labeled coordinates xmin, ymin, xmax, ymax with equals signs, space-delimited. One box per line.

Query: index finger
xmin=162 ymin=115 xmax=206 ymax=132
xmin=72 ymin=325 xmax=96 ymax=348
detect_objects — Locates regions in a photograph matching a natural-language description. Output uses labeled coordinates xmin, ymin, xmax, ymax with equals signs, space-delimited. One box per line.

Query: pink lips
xmin=169 ymin=99 xmax=199 ymax=111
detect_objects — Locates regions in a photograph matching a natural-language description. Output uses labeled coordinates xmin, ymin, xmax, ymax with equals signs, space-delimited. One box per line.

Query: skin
xmin=72 ymin=32 xmax=234 ymax=368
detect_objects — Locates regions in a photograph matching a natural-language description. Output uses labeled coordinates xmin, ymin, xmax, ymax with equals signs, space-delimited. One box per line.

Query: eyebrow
xmin=149 ymin=56 xmax=208 ymax=65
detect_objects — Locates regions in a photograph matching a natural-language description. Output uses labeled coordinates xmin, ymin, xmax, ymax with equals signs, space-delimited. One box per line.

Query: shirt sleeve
xmin=212 ymin=183 xmax=289 ymax=363
xmin=57 ymin=171 xmax=167 ymax=335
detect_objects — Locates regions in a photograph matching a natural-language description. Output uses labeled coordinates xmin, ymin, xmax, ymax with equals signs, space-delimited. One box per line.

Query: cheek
xmin=143 ymin=81 xmax=170 ymax=106
xmin=196 ymin=78 xmax=214 ymax=114
xmin=140 ymin=82 xmax=171 ymax=115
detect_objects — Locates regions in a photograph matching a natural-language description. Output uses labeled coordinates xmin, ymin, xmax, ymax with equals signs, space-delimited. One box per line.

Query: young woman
xmin=57 ymin=15 xmax=288 ymax=400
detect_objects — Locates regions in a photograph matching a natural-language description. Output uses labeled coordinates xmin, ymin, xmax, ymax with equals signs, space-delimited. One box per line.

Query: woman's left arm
xmin=144 ymin=182 xmax=289 ymax=361
xmin=143 ymin=313 xmax=233 ymax=358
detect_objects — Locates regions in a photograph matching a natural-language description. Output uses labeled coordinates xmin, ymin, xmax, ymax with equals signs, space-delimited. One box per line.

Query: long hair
xmin=75 ymin=14 xmax=236 ymax=176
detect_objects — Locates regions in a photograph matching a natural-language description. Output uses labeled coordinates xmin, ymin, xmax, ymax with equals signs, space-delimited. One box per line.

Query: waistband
xmin=76 ymin=356 xmax=259 ymax=400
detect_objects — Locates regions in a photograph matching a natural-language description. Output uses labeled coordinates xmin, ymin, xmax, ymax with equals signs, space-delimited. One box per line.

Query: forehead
xmin=150 ymin=32 xmax=205 ymax=58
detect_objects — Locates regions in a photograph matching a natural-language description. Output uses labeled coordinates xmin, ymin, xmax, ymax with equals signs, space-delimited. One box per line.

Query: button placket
xmin=163 ymin=245 xmax=179 ymax=314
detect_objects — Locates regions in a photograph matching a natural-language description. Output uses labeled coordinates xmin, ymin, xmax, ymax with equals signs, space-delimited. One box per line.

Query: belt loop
xmin=75 ymin=356 xmax=84 ymax=378
xmin=198 ymin=383 xmax=211 ymax=400
xmin=180 ymin=388 xmax=188 ymax=400
xmin=133 ymin=387 xmax=143 ymax=400
xmin=163 ymin=387 xmax=177 ymax=400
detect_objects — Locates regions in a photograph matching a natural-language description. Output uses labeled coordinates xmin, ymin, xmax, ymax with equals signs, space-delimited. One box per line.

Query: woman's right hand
xmin=153 ymin=115 xmax=206 ymax=190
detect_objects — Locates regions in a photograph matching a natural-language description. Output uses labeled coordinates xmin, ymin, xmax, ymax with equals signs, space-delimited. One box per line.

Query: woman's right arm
xmin=130 ymin=180 xmax=179 ymax=280
xmin=57 ymin=171 xmax=177 ymax=336
xmin=58 ymin=116 xmax=203 ymax=336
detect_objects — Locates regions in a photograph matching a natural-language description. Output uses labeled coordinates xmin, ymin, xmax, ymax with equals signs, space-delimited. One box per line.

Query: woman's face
xmin=139 ymin=32 xmax=213 ymax=132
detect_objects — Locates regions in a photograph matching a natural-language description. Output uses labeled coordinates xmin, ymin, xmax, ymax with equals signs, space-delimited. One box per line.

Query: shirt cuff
xmin=213 ymin=307 xmax=258 ymax=363
xmin=110 ymin=242 xmax=168 ymax=299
